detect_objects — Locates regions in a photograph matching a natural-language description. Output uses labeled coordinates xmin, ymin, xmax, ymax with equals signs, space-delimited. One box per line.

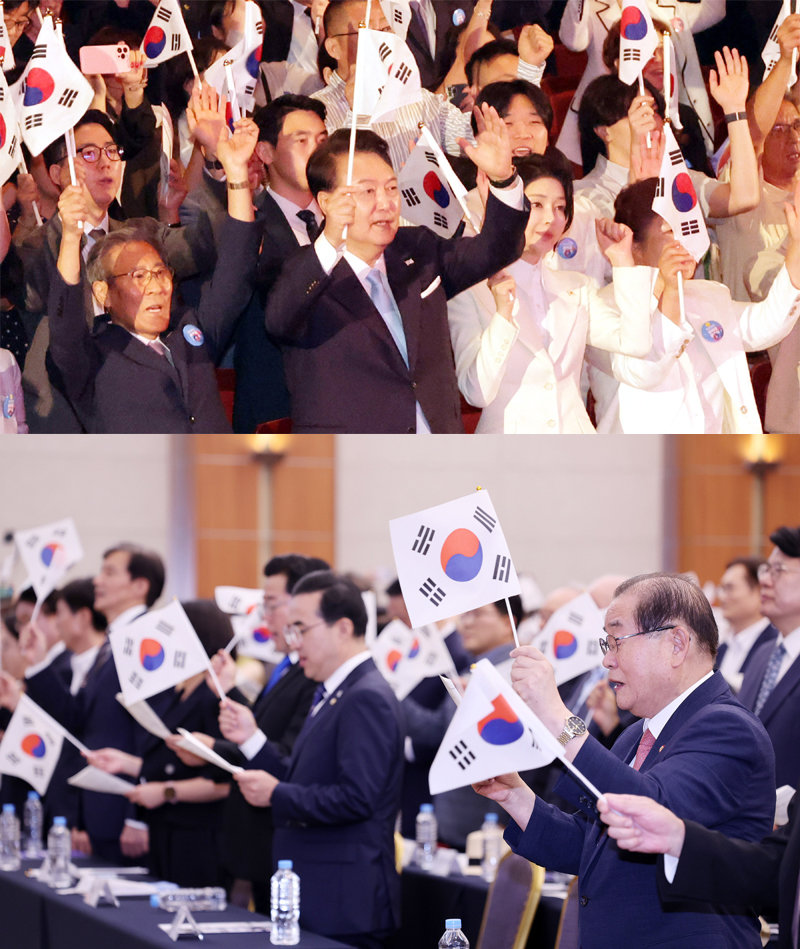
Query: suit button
xmin=189 ymin=416 xmax=196 ymax=425
xmin=740 ymin=405 xmax=747 ymax=414
xmin=580 ymin=896 xmax=589 ymax=907
xmin=410 ymin=381 xmax=418 ymax=390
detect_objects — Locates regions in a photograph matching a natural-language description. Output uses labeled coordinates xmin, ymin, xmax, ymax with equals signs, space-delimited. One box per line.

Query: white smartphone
xmin=79 ymin=43 xmax=131 ymax=75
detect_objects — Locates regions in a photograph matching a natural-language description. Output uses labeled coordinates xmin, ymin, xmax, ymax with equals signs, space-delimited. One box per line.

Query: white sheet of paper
xmin=68 ymin=766 xmax=136 ymax=796
xmin=175 ymin=728 xmax=244 ymax=775
xmin=116 ymin=693 xmax=172 ymax=739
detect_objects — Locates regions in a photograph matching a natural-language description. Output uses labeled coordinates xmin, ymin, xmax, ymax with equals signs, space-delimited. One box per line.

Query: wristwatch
xmin=163 ymin=782 xmax=177 ymax=804
xmin=557 ymin=715 xmax=587 ymax=747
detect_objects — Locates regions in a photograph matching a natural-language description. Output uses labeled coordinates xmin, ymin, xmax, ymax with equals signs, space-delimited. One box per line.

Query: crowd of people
xmin=2 ymin=0 xmax=800 ymax=433
xmin=1 ymin=526 xmax=800 ymax=947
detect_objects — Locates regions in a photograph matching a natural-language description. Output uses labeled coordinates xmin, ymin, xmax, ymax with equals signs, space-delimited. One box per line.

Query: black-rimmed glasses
xmin=598 ymin=625 xmax=676 ymax=656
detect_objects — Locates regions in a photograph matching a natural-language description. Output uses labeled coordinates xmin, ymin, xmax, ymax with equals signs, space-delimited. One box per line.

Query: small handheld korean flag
xmin=398 ymin=137 xmax=463 ymax=237
xmin=652 ymin=122 xmax=710 ymax=262
xmin=0 ymin=2 xmax=15 ymax=73
xmin=618 ymin=0 xmax=658 ymax=86
xmin=0 ymin=694 xmax=65 ymax=796
xmin=429 ymin=659 xmax=564 ymax=794
xmin=141 ymin=0 xmax=193 ymax=68
xmin=352 ymin=28 xmax=422 ymax=124
xmin=214 ymin=585 xmax=281 ymax=661
xmin=763 ymin=0 xmax=798 ymax=88
xmin=379 ymin=0 xmax=412 ymax=40
xmin=111 ymin=600 xmax=211 ymax=706
xmin=662 ymin=31 xmax=682 ymax=130
xmin=14 ymin=517 xmax=83 ymax=603
xmin=390 ymin=490 xmax=520 ymax=630
xmin=531 ymin=592 xmax=605 ymax=686
xmin=0 ymin=66 xmax=20 ymax=186
xmin=12 ymin=15 xmax=93 ymax=156
xmin=215 ymin=585 xmax=264 ymax=616
xmin=371 ymin=619 xmax=456 ymax=700
xmin=204 ymin=0 xmax=264 ymax=115
xmin=159 ymin=102 xmax=173 ymax=203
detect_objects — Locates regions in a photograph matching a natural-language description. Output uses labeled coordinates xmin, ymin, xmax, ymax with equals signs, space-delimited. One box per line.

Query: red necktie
xmin=632 ymin=728 xmax=656 ymax=771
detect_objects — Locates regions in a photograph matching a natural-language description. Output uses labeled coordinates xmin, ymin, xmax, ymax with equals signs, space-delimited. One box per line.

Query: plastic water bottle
xmin=438 ymin=918 xmax=469 ymax=948
xmin=152 ymin=887 xmax=227 ymax=911
xmin=481 ymin=812 xmax=502 ymax=882
xmin=414 ymin=802 xmax=437 ymax=870
xmin=22 ymin=791 xmax=43 ymax=858
xmin=0 ymin=804 xmax=21 ymax=871
xmin=270 ymin=859 xmax=300 ymax=945
xmin=46 ymin=816 xmax=73 ymax=888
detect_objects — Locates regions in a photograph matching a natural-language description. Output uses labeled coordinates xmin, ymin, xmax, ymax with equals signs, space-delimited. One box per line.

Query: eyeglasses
xmin=771 ymin=120 xmax=800 ymax=136
xmin=283 ymin=619 xmax=327 ymax=647
xmin=75 ymin=144 xmax=125 ymax=163
xmin=328 ymin=25 xmax=393 ymax=37
xmin=5 ymin=14 xmax=32 ymax=30
xmin=758 ymin=562 xmax=800 ymax=581
xmin=598 ymin=625 xmax=676 ymax=656
xmin=108 ymin=266 xmax=174 ymax=289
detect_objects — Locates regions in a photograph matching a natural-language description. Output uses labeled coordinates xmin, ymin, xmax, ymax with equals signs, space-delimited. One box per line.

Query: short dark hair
xmin=385 ymin=578 xmax=403 ymax=598
xmin=181 ymin=599 xmax=234 ymax=656
xmin=323 ymin=0 xmax=361 ymax=46
xmin=264 ymin=554 xmax=332 ymax=594
xmin=42 ymin=110 xmax=119 ymax=171
xmin=292 ymin=570 xmax=368 ymax=638
xmin=16 ymin=586 xmax=57 ymax=616
xmin=306 ymin=128 xmax=392 ymax=198
xmin=614 ymin=178 xmax=660 ymax=244
xmin=465 ymin=37 xmax=518 ymax=87
xmin=86 ymin=222 xmax=166 ymax=285
xmin=253 ymin=95 xmax=327 ymax=146
xmin=770 ymin=526 xmax=800 ymax=559
xmin=514 ymin=152 xmax=575 ymax=230
xmin=491 ymin=595 xmax=523 ymax=626
xmin=724 ymin=556 xmax=767 ymax=589
xmin=578 ymin=75 xmax=644 ymax=174
xmin=476 ymin=79 xmax=554 ymax=137
xmin=102 ymin=543 xmax=165 ymax=607
xmin=56 ymin=579 xmax=107 ymax=631
xmin=613 ymin=573 xmax=718 ymax=658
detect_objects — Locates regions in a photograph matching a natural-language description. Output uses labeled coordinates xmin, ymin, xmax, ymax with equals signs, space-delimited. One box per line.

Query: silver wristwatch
xmin=557 ymin=715 xmax=587 ymax=747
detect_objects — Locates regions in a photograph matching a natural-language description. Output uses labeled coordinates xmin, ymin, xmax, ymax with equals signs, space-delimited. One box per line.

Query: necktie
xmin=366 ymin=269 xmax=409 ymax=367
xmin=632 ymin=728 xmax=656 ymax=771
xmin=147 ymin=338 xmax=174 ymax=366
xmin=263 ymin=655 xmax=291 ymax=696
xmin=296 ymin=209 xmax=320 ymax=242
xmin=754 ymin=642 xmax=787 ymax=715
xmin=310 ymin=682 xmax=328 ymax=716
xmin=410 ymin=0 xmax=435 ymax=56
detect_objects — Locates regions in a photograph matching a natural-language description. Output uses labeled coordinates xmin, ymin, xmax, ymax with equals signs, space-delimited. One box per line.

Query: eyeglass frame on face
xmin=283 ymin=619 xmax=327 ymax=649
xmin=60 ymin=144 xmax=125 ymax=165
xmin=107 ymin=265 xmax=175 ymax=289
xmin=757 ymin=562 xmax=800 ymax=581
xmin=327 ymin=25 xmax=393 ymax=37
xmin=598 ymin=624 xmax=677 ymax=656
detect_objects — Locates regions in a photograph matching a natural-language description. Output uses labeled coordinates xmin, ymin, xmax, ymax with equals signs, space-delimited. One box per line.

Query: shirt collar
xmin=642 ymin=669 xmax=714 ymax=739
xmin=778 ymin=624 xmax=800 ymax=661
xmin=267 ymin=186 xmax=320 ymax=222
xmin=323 ymin=649 xmax=371 ymax=697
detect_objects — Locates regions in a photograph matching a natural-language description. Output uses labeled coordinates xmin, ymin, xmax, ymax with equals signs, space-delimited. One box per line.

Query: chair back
xmin=553 ymin=876 xmax=579 ymax=949
xmin=475 ymin=853 xmax=544 ymax=949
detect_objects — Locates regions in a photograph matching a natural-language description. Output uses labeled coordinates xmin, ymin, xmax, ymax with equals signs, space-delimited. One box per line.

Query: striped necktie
xmin=632 ymin=728 xmax=655 ymax=771
xmin=754 ymin=642 xmax=787 ymax=715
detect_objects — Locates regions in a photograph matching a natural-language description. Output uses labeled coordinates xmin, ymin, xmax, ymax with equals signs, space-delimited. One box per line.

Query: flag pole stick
xmin=638 ymin=72 xmax=652 ymax=148
xmin=186 ymin=47 xmax=200 ymax=81
xmin=505 ymin=597 xmax=520 ymax=648
xmin=223 ymin=633 xmax=240 ymax=654
xmin=560 ymin=754 xmax=603 ymax=800
xmin=207 ymin=661 xmax=227 ymax=702
xmin=223 ymin=60 xmax=241 ymax=121
xmin=64 ymin=128 xmax=84 ymax=232
xmin=677 ymin=269 xmax=686 ymax=324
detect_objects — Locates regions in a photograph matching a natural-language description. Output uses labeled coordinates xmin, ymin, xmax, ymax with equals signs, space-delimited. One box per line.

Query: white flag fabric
xmin=352 ymin=28 xmax=422 ymax=124
xmin=214 ymin=585 xmax=264 ymax=616
xmin=204 ymin=0 xmax=264 ymax=115
xmin=12 ymin=15 xmax=93 ymax=156
xmin=429 ymin=659 xmax=564 ymax=794
xmin=762 ymin=0 xmax=798 ymax=88
xmin=14 ymin=517 xmax=83 ymax=602
xmin=379 ymin=0 xmax=412 ymax=40
xmin=397 ymin=136 xmax=463 ymax=237
xmin=231 ymin=608 xmax=282 ymax=663
xmin=390 ymin=490 xmax=520 ymax=629
xmin=141 ymin=0 xmax=193 ymax=67
xmin=652 ymin=122 xmax=710 ymax=262
xmin=663 ymin=32 xmax=682 ymax=129
xmin=110 ymin=600 xmax=211 ymax=706
xmin=531 ymin=592 xmax=605 ymax=686
xmin=0 ymin=66 xmax=20 ymax=186
xmin=0 ymin=4 xmax=15 ymax=73
xmin=371 ymin=619 xmax=456 ymax=700
xmin=0 ymin=694 xmax=65 ymax=795
xmin=618 ymin=0 xmax=658 ymax=86
xmin=159 ymin=102 xmax=173 ymax=201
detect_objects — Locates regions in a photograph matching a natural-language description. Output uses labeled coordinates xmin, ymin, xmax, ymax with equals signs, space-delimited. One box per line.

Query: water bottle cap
xmin=445 ymin=919 xmax=462 ymax=930
xmin=2 ymin=804 xmax=14 ymax=814
xmin=277 ymin=859 xmax=293 ymax=870
xmin=420 ymin=803 xmax=434 ymax=813
xmin=149 ymin=894 xmax=159 ymax=908
xmin=53 ymin=816 xmax=67 ymax=826
xmin=27 ymin=791 xmax=40 ymax=801
xmin=484 ymin=812 xmax=499 ymax=823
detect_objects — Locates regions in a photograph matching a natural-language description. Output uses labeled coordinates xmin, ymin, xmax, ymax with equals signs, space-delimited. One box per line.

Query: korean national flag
xmin=111 ymin=600 xmax=211 ymax=706
xmin=352 ymin=28 xmax=422 ymax=124
xmin=762 ymin=0 xmax=798 ymax=87
xmin=371 ymin=619 xmax=456 ymax=700
xmin=214 ymin=586 xmax=281 ymax=662
xmin=0 ymin=67 xmax=20 ymax=186
xmin=204 ymin=0 xmax=264 ymax=115
xmin=397 ymin=138 xmax=463 ymax=237
xmin=429 ymin=659 xmax=563 ymax=794
xmin=531 ymin=592 xmax=605 ymax=686
xmin=14 ymin=517 xmax=83 ymax=603
xmin=379 ymin=0 xmax=412 ymax=40
xmin=618 ymin=0 xmax=658 ymax=86
xmin=141 ymin=0 xmax=194 ymax=67
xmin=0 ymin=694 xmax=66 ymax=796
xmin=389 ymin=490 xmax=520 ymax=630
xmin=652 ymin=122 xmax=710 ymax=262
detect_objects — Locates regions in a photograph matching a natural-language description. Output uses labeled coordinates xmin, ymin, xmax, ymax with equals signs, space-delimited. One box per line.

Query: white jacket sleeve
xmin=558 ymin=0 xmax=592 ymax=51
xmin=733 ymin=265 xmax=800 ymax=351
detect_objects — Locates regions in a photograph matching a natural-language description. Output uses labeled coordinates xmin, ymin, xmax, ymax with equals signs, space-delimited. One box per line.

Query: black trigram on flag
xmin=8 ymin=134 xmax=17 ymax=157
xmin=680 ymin=220 xmax=701 ymax=237
xmin=769 ymin=23 xmax=779 ymax=43
xmin=129 ymin=671 xmax=144 ymax=690
xmin=394 ymin=62 xmax=412 ymax=84
xmin=171 ymin=34 xmax=183 ymax=51
xmin=419 ymin=577 xmax=446 ymax=606
xmin=122 ymin=637 xmax=134 ymax=657
xmin=156 ymin=4 xmax=172 ymax=21
xmin=668 ymin=148 xmax=683 ymax=167
xmin=378 ymin=42 xmax=391 ymax=62
xmin=587 ymin=639 xmax=601 ymax=656
xmin=155 ymin=620 xmax=174 ymax=636
xmin=29 ymin=44 xmax=46 ymax=61
xmin=5 ymin=752 xmax=20 ymax=766
xmin=567 ymin=610 xmax=584 ymax=627
xmin=0 ymin=85 xmax=4 ymax=102
xmin=58 ymin=88 xmax=79 ymax=108
xmin=21 ymin=715 xmax=34 ymax=728
xmin=655 ymin=177 xmax=665 ymax=198
xmin=622 ymin=49 xmax=641 ymax=62
xmin=432 ymin=212 xmax=448 ymax=230
xmin=402 ymin=187 xmax=421 ymax=207
xmin=256 ymin=19 xmax=265 ymax=34
xmin=229 ymin=596 xmax=242 ymax=612
xmin=424 ymin=150 xmax=439 ymax=166
xmin=412 ymin=524 xmax=435 ymax=555
xmin=473 ymin=505 xmax=496 ymax=532
xmin=493 ymin=555 xmax=511 ymax=583
xmin=448 ymin=739 xmax=476 ymax=771
xmin=32 ymin=765 xmax=44 ymax=779
xmin=26 ymin=534 xmax=40 ymax=548
xmin=25 ymin=114 xmax=43 ymax=129
xmin=394 ymin=8 xmax=403 ymax=22
xmin=173 ymin=650 xmax=187 ymax=669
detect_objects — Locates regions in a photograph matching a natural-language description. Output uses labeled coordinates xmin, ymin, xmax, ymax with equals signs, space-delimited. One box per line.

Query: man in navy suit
xmin=474 ymin=573 xmax=776 ymax=949
xmin=234 ymin=571 xmax=404 ymax=949
xmin=739 ymin=525 xmax=800 ymax=790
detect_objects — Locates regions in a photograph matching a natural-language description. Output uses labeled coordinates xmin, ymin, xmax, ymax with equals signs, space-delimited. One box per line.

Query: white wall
xmin=334 ymin=435 xmax=671 ymax=597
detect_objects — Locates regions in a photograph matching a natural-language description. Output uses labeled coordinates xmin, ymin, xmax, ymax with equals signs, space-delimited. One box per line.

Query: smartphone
xmin=79 ymin=43 xmax=131 ymax=75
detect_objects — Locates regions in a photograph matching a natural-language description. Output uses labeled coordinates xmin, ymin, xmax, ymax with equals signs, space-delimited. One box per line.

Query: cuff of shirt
xmin=488 ymin=175 xmax=525 ymax=210
xmin=239 ymin=729 xmax=268 ymax=761
xmin=663 ymin=853 xmax=679 ymax=883
xmin=517 ymin=59 xmax=545 ymax=86
xmin=124 ymin=819 xmax=148 ymax=831
xmin=314 ymin=231 xmax=341 ymax=274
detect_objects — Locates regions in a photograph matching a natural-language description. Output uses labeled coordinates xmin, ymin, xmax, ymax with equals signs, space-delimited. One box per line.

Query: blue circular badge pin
xmin=452 ymin=8 xmax=466 ymax=26
xmin=701 ymin=321 xmax=724 ymax=342
xmin=557 ymin=237 xmax=578 ymax=260
xmin=183 ymin=324 xmax=204 ymax=347
xmin=2 ymin=394 xmax=15 ymax=419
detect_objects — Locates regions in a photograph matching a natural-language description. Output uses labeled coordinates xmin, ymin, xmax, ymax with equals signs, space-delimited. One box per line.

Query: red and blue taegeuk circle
xmin=253 ymin=628 xmax=271 ymax=643
xmin=246 ymin=44 xmax=262 ymax=78
xmin=407 ymin=637 xmax=421 ymax=659
xmin=440 ymin=528 xmax=483 ymax=582
xmin=477 ymin=695 xmax=524 ymax=745
xmin=620 ymin=5 xmax=648 ymax=40
xmin=40 ymin=542 xmax=64 ymax=568
xmin=0 ymin=115 xmax=6 ymax=150
xmin=140 ymin=637 xmax=165 ymax=672
xmin=21 ymin=733 xmax=46 ymax=758
xmin=23 ymin=67 xmax=55 ymax=107
xmin=671 ymin=173 xmax=697 ymax=213
xmin=143 ymin=25 xmax=167 ymax=59
xmin=386 ymin=649 xmax=403 ymax=672
xmin=553 ymin=629 xmax=578 ymax=660
xmin=423 ymin=171 xmax=450 ymax=209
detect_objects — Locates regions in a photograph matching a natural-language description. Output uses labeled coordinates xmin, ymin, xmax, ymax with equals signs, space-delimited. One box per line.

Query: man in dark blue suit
xmin=739 ymin=525 xmax=800 ymax=791
xmin=234 ymin=571 xmax=404 ymax=949
xmin=474 ymin=573 xmax=776 ymax=949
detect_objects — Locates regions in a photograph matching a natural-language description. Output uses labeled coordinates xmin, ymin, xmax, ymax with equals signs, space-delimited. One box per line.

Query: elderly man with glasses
xmin=473 ymin=572 xmax=776 ymax=949
xmin=739 ymin=525 xmax=800 ymax=791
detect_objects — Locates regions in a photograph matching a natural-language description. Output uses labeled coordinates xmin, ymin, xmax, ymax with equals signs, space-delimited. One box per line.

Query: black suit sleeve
xmin=46 ymin=271 xmax=101 ymax=413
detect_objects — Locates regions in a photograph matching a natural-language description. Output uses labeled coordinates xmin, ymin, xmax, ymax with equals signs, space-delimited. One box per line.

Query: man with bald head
xmin=474 ymin=573 xmax=776 ymax=949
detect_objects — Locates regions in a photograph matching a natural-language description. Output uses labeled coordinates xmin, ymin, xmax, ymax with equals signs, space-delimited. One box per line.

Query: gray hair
xmin=86 ymin=222 xmax=167 ymax=284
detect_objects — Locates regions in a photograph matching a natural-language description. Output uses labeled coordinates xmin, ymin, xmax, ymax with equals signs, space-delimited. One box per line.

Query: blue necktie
xmin=309 ymin=682 xmax=328 ymax=717
xmin=366 ymin=269 xmax=409 ymax=367
xmin=262 ymin=655 xmax=291 ymax=696
xmin=754 ymin=642 xmax=787 ymax=715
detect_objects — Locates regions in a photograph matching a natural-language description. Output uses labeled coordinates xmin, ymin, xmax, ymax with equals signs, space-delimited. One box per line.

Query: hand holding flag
xmin=762 ymin=0 xmax=800 ymax=88
xmin=204 ymin=0 xmax=264 ymax=115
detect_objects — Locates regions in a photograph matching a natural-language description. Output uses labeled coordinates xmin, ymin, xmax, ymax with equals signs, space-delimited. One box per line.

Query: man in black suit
xmin=597 ymin=787 xmax=800 ymax=949
xmin=265 ymin=106 xmax=528 ymax=432
xmin=405 ymin=0 xmax=478 ymax=91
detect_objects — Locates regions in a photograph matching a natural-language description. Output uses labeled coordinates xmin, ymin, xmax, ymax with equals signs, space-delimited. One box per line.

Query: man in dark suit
xmin=234 ymin=571 xmax=404 ymax=949
xmin=739 ymin=525 xmax=800 ymax=791
xmin=597 ymin=784 xmax=800 ymax=949
xmin=475 ymin=573 xmax=776 ymax=949
xmin=265 ymin=107 xmax=528 ymax=433
xmin=405 ymin=0 xmax=477 ymax=91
